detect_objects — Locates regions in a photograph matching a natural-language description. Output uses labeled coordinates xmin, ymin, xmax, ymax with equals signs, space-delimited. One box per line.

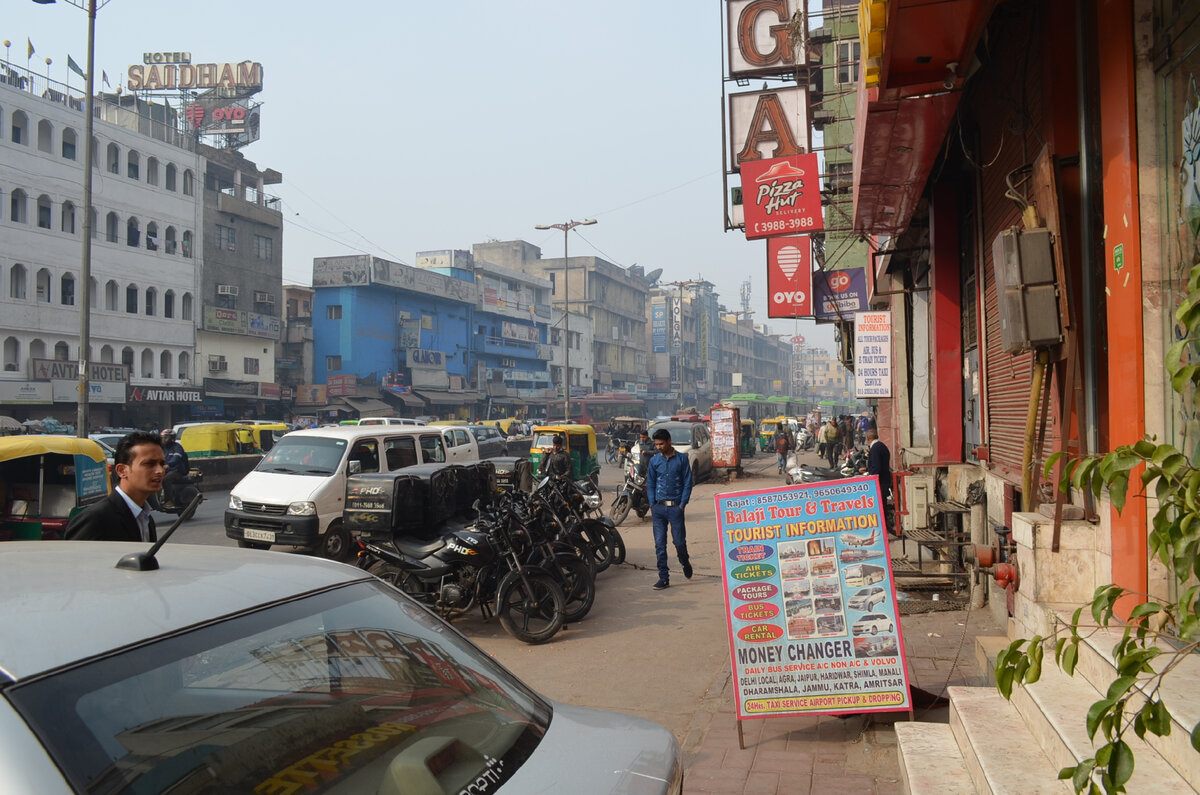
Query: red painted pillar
xmin=930 ymin=183 xmax=964 ymax=463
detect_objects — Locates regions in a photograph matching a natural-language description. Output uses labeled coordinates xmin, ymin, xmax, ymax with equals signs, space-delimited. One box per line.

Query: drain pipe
xmin=1075 ymin=0 xmax=1100 ymax=455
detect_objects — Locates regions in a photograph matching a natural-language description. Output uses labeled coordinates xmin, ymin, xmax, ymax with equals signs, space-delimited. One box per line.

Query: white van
xmin=356 ymin=417 xmax=425 ymax=426
xmin=225 ymin=425 xmax=478 ymax=561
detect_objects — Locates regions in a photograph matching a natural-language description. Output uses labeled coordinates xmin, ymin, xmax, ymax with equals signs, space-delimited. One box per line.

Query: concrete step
xmin=1065 ymin=618 xmax=1200 ymax=790
xmin=948 ymin=685 xmax=1071 ymax=794
xmin=1009 ymin=659 xmax=1194 ymax=792
xmin=895 ymin=722 xmax=976 ymax=794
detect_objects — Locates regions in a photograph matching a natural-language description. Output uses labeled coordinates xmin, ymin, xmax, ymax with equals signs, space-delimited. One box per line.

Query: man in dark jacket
xmin=539 ymin=435 xmax=572 ymax=480
xmin=66 ymin=431 xmax=165 ymax=542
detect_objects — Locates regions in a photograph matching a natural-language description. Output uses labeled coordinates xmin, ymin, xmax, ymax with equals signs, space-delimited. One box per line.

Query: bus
xmin=721 ymin=394 xmax=775 ymax=424
xmin=534 ymin=393 xmax=646 ymax=430
xmin=843 ymin=563 xmax=887 ymax=588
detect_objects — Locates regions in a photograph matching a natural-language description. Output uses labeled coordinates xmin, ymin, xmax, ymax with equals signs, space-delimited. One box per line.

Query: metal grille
xmin=242 ymin=502 xmax=287 ymax=516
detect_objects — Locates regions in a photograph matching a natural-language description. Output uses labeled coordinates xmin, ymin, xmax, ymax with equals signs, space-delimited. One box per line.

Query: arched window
xmin=164 ymin=225 xmax=177 ymax=254
xmin=60 ymin=273 xmax=75 ymax=306
xmin=160 ymin=350 xmax=172 ymax=379
xmin=10 ymin=188 xmax=27 ymax=223
xmin=36 ymin=119 xmax=52 ymax=153
xmin=121 ymin=346 xmax=134 ymax=368
xmin=182 ymin=169 xmax=195 ymax=196
xmin=145 ymin=221 xmax=158 ymax=251
xmin=3 ymin=337 xmax=21 ymax=372
xmin=140 ymin=348 xmax=153 ymax=379
xmin=178 ymin=351 xmax=191 ymax=380
xmin=61 ymin=127 xmax=77 ymax=160
xmin=9 ymin=264 xmax=26 ymax=299
xmin=125 ymin=284 xmax=138 ymax=314
xmin=100 ymin=344 xmax=114 ymax=363
xmin=165 ymin=163 xmax=177 ymax=191
xmin=61 ymin=201 xmax=75 ymax=234
xmin=36 ymin=195 xmax=52 ymax=229
xmin=145 ymin=286 xmax=156 ymax=316
xmin=126 ymin=217 xmax=140 ymax=247
xmin=106 ymin=142 xmax=120 ymax=174
xmin=181 ymin=292 xmax=193 ymax=321
xmin=54 ymin=341 xmax=70 ymax=361
xmin=29 ymin=339 xmax=45 ymax=361
xmin=127 ymin=150 xmax=139 ymax=180
xmin=164 ymin=289 xmax=175 ymax=318
xmin=105 ymin=211 xmax=119 ymax=243
xmin=104 ymin=279 xmax=118 ymax=311
xmin=182 ymin=230 xmax=193 ymax=259
xmin=146 ymin=156 xmax=158 ymax=185
xmin=35 ymin=268 xmax=51 ymax=303
xmin=11 ymin=110 xmax=28 ymax=145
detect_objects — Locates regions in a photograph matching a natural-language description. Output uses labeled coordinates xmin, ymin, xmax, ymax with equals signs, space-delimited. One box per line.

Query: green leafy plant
xmin=993 ymin=262 xmax=1200 ymax=794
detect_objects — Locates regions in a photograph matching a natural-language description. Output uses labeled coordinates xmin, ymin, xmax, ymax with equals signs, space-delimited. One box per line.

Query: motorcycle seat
xmin=393 ymin=536 xmax=446 ymax=558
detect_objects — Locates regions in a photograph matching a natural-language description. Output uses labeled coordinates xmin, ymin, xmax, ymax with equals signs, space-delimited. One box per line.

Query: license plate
xmin=243 ymin=528 xmax=276 ymax=543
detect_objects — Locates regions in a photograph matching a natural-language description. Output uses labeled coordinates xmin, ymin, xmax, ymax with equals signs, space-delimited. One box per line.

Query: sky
xmin=6 ymin=0 xmax=837 ymax=354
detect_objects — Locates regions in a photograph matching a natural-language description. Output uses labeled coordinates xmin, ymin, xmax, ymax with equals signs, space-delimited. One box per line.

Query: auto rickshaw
xmin=0 ymin=436 xmax=110 ymax=540
xmin=481 ymin=417 xmax=521 ymax=436
xmin=758 ymin=417 xmax=784 ymax=451
xmin=236 ymin=421 xmax=288 ymax=452
xmin=740 ymin=418 xmax=757 ymax=457
xmin=180 ymin=422 xmax=261 ymax=457
xmin=529 ymin=424 xmax=599 ymax=482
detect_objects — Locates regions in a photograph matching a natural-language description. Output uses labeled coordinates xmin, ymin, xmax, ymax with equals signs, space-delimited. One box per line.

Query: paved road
xmin=157 ymin=446 xmax=800 ymax=758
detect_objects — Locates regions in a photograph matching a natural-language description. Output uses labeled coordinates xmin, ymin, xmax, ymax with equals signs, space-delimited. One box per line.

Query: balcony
xmin=479 ymin=336 xmax=540 ymax=358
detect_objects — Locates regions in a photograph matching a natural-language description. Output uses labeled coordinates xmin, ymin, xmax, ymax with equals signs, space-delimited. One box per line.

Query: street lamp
xmin=34 ymin=0 xmax=108 ymax=436
xmin=534 ymin=218 xmax=596 ymax=421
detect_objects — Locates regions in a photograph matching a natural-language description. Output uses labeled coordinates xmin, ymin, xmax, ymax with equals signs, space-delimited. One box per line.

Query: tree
xmin=993 ymin=262 xmax=1200 ymax=794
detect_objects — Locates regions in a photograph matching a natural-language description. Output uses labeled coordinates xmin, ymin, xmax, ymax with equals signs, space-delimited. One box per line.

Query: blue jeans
xmin=777 ymin=451 xmax=787 ymax=470
xmin=651 ymin=503 xmax=690 ymax=580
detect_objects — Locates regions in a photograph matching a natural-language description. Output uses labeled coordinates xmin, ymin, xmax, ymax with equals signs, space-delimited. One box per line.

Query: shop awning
xmin=339 ymin=396 xmax=391 ymax=417
xmin=413 ymin=389 xmax=480 ymax=407
xmin=380 ymin=386 xmax=424 ymax=408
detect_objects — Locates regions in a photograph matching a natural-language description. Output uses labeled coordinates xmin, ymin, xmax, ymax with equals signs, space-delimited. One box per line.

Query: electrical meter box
xmin=991 ymin=227 xmax=1062 ymax=353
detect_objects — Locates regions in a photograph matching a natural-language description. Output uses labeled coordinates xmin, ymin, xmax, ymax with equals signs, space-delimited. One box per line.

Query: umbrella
xmin=0 ymin=415 xmax=21 ymax=433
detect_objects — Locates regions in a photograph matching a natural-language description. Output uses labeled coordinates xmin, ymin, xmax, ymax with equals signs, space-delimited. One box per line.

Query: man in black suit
xmin=862 ymin=428 xmax=894 ymax=536
xmin=66 ymin=431 xmax=165 ymax=542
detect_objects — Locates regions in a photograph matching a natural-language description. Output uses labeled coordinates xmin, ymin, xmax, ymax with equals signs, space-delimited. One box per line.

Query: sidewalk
xmin=681 ymin=605 xmax=1005 ymax=794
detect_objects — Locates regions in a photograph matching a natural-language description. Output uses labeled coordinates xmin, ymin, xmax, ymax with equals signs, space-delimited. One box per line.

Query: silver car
xmin=467 ymin=424 xmax=509 ymax=458
xmin=649 ymin=421 xmax=713 ymax=481
xmin=0 ymin=543 xmax=682 ymax=793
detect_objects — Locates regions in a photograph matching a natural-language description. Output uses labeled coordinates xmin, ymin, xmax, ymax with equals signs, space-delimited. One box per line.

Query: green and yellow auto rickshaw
xmin=0 ymin=436 xmax=110 ymax=540
xmin=180 ymin=422 xmax=261 ymax=457
xmin=758 ymin=416 xmax=784 ymax=451
xmin=529 ymin=424 xmax=599 ymax=482
xmin=741 ymin=418 xmax=757 ymax=457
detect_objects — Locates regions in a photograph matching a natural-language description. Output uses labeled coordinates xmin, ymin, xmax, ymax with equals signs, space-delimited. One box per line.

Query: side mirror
xmin=348 ymin=460 xmax=361 ymax=475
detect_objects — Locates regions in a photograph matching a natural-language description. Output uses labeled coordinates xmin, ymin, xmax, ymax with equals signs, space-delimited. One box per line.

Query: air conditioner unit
xmin=255 ymin=291 xmax=275 ymax=304
xmin=217 ymin=285 xmax=239 ymax=296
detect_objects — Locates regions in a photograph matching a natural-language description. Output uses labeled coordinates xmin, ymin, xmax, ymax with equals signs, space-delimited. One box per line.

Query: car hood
xmin=232 ymin=469 xmax=331 ymax=504
xmin=507 ymin=701 xmax=681 ymax=793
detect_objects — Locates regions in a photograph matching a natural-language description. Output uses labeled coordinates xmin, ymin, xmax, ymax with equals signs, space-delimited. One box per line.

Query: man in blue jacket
xmin=646 ymin=428 xmax=693 ymax=590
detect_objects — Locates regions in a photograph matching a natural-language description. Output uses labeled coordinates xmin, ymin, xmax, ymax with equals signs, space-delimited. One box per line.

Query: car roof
xmin=650 ymin=421 xmax=700 ymax=432
xmin=275 ymin=425 xmax=437 ymax=442
xmin=0 ymin=543 xmax=370 ymax=681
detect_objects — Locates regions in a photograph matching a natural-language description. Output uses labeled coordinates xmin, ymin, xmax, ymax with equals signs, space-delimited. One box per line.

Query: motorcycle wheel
xmin=551 ymin=552 xmax=595 ymax=623
xmin=577 ymin=522 xmax=614 ymax=573
xmin=610 ymin=494 xmax=631 ymax=526
xmin=368 ymin=562 xmax=430 ymax=603
xmin=610 ymin=527 xmax=626 ymax=565
xmin=496 ymin=569 xmax=565 ymax=644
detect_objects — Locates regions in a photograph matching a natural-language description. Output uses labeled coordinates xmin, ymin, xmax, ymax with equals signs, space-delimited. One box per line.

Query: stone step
xmin=1065 ymin=618 xmax=1200 ymax=790
xmin=974 ymin=635 xmax=1009 ymax=687
xmin=1009 ymin=659 xmax=1194 ymax=791
xmin=895 ymin=722 xmax=976 ymax=794
xmin=948 ymin=685 xmax=1071 ymax=794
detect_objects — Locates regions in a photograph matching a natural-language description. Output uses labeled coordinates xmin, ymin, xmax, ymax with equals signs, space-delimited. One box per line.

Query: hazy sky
xmin=6 ymin=0 xmax=836 ymax=353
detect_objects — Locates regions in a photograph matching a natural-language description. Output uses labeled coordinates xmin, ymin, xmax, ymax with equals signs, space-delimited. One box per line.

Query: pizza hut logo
xmin=185 ymin=104 xmax=206 ymax=129
xmin=828 ymin=272 xmax=852 ymax=292
xmin=753 ymin=160 xmax=806 ymax=215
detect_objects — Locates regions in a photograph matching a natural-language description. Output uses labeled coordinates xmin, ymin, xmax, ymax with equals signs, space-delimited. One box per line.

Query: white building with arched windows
xmin=0 ymin=66 xmax=202 ymax=429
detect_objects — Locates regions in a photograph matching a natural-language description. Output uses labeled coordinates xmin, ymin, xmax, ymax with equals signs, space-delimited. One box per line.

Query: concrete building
xmin=278 ymin=284 xmax=314 ymax=407
xmin=647 ymin=280 xmax=721 ymax=413
xmin=549 ymin=309 xmax=594 ymax=400
xmin=0 ymin=65 xmax=202 ymax=429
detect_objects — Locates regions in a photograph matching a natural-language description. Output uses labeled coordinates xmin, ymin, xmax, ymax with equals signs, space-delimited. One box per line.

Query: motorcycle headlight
xmin=585 ymin=493 xmax=602 ymax=508
xmin=287 ymin=501 xmax=317 ymax=516
xmin=228 ymin=495 xmax=243 ymax=510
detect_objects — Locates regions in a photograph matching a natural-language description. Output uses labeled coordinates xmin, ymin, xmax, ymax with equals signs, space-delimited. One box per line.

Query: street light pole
xmin=35 ymin=0 xmax=107 ymax=437
xmin=535 ymin=218 xmax=596 ymax=422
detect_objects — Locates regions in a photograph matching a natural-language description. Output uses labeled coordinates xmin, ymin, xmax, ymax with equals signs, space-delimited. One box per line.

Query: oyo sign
xmin=766 ymin=235 xmax=812 ymax=318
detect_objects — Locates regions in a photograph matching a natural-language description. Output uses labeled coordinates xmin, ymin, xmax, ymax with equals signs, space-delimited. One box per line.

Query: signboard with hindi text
xmin=715 ymin=477 xmax=910 ymax=719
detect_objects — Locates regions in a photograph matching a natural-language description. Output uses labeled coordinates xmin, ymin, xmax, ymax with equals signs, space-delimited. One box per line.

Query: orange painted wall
xmin=1097 ymin=0 xmax=1146 ymax=598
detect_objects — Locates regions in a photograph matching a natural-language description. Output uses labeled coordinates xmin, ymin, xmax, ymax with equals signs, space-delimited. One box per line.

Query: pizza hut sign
xmin=741 ymin=154 xmax=823 ymax=240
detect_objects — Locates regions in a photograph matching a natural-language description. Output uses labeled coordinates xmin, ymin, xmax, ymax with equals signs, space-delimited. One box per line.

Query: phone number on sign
xmin=753 ymin=216 xmax=818 ymax=234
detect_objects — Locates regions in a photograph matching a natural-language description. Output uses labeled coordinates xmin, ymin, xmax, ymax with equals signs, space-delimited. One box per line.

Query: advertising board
xmin=740 ymin=155 xmax=823 ymax=241
xmin=652 ymin=303 xmax=667 ymax=353
xmin=766 ymin=235 xmax=813 ymax=317
xmin=855 ymin=312 xmax=893 ymax=398
xmin=715 ymin=477 xmax=910 ymax=719
xmin=813 ymin=268 xmax=868 ymax=321
xmin=711 ymin=406 xmax=740 ymax=468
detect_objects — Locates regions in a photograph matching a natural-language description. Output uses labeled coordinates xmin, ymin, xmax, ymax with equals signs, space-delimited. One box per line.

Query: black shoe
xmin=653 ymin=579 xmax=669 ymax=590
xmin=683 ymin=562 xmax=693 ymax=579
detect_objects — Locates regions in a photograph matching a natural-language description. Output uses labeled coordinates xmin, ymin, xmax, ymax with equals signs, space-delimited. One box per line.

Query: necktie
xmin=137 ymin=506 xmax=152 ymax=543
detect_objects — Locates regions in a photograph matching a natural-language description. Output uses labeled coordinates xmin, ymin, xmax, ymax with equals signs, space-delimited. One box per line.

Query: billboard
xmin=726 ymin=0 xmax=803 ymax=78
xmin=741 ymin=154 xmax=823 ymax=240
xmin=652 ymin=302 xmax=668 ymax=353
xmin=855 ymin=312 xmax=893 ymax=398
xmin=814 ymin=268 xmax=868 ymax=322
xmin=729 ymin=87 xmax=808 ymax=168
xmin=766 ymin=235 xmax=813 ymax=318
xmin=716 ymin=477 xmax=910 ymax=719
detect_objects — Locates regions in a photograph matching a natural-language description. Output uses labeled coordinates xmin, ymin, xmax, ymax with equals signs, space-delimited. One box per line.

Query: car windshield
xmin=666 ymin=428 xmax=694 ymax=447
xmin=6 ymin=581 xmax=550 ymax=794
xmin=256 ymin=436 xmax=347 ymax=475
xmin=532 ymin=433 xmax=559 ymax=448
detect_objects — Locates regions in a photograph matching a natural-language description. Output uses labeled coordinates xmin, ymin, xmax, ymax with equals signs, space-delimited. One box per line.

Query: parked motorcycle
xmin=610 ymin=453 xmax=649 ymax=526
xmin=150 ymin=468 xmax=203 ymax=517
xmin=537 ymin=475 xmax=625 ymax=571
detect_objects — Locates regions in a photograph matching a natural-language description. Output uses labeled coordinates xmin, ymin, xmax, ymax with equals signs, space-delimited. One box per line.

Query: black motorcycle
xmin=536 ymin=476 xmax=625 ymax=571
xmin=150 ymin=468 xmax=203 ymax=517
xmin=609 ymin=453 xmax=649 ymax=526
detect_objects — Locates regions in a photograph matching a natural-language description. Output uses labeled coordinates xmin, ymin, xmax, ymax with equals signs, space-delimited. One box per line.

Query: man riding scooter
xmin=160 ymin=430 xmax=198 ymax=510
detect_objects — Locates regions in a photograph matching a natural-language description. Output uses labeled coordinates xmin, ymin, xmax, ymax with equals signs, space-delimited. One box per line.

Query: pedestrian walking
xmin=820 ymin=418 xmax=841 ymax=469
xmin=773 ymin=424 xmax=793 ymax=474
xmin=645 ymin=428 xmax=693 ymax=590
